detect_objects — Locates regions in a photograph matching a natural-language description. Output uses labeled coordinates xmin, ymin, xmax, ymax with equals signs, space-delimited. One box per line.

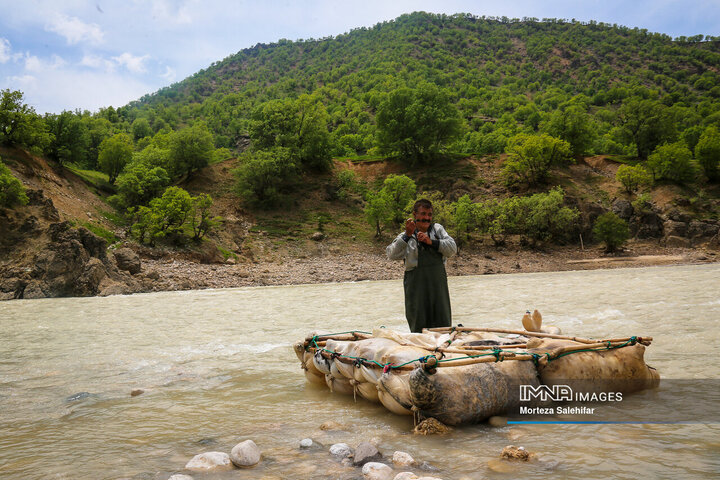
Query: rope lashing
xmin=303 ymin=330 xmax=646 ymax=371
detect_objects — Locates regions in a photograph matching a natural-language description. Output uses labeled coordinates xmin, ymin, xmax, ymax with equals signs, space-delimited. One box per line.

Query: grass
xmin=65 ymin=163 xmax=115 ymax=193
xmin=335 ymin=154 xmax=387 ymax=164
xmin=76 ymin=220 xmax=119 ymax=244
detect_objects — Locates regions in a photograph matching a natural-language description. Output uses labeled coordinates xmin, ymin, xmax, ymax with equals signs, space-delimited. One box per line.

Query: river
xmin=1 ymin=264 xmax=719 ymax=479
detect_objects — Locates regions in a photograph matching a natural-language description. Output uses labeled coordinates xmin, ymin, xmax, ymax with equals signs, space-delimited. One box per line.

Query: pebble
xmin=329 ymin=443 xmax=354 ymax=459
xmin=362 ymin=462 xmax=393 ymax=480
xmin=168 ymin=475 xmax=194 ymax=480
xmin=184 ymin=452 xmax=233 ymax=472
xmin=299 ymin=438 xmax=313 ymax=448
xmin=392 ymin=451 xmax=415 ymax=467
xmin=130 ymin=389 xmax=144 ymax=397
xmin=230 ymin=439 xmax=261 ymax=467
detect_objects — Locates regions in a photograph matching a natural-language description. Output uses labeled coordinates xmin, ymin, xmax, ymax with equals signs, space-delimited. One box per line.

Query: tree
xmin=502 ymin=133 xmax=572 ymax=187
xmin=0 ymin=158 xmax=28 ymax=208
xmin=616 ymin=164 xmax=652 ymax=193
xmin=98 ymin=133 xmax=133 ymax=184
xmin=543 ymin=105 xmax=596 ymax=155
xmin=131 ymin=186 xmax=194 ymax=244
xmin=0 ymin=89 xmax=51 ymax=152
xmin=695 ymin=126 xmax=720 ymax=181
xmin=618 ymin=98 xmax=675 ymax=159
xmin=189 ymin=193 xmax=221 ymax=240
xmin=170 ymin=123 xmax=215 ymax=177
xmin=131 ymin=117 xmax=153 ymax=141
xmin=646 ymin=142 xmax=697 ymax=183
xmin=376 ymin=83 xmax=462 ymax=164
xmin=364 ymin=174 xmax=416 ymax=236
xmin=45 ymin=111 xmax=89 ymax=166
xmin=233 ymin=147 xmax=297 ymax=208
xmin=516 ymin=187 xmax=579 ymax=245
xmin=593 ymin=212 xmax=630 ymax=252
xmin=113 ymin=162 xmax=170 ymax=207
xmin=250 ymin=94 xmax=332 ymax=171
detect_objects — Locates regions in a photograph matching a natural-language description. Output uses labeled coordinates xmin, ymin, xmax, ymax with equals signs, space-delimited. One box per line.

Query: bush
xmin=646 ymin=142 xmax=697 ymax=183
xmin=364 ymin=174 xmax=416 ymax=236
xmin=593 ymin=212 xmax=630 ymax=252
xmin=695 ymin=126 xmax=720 ymax=181
xmin=130 ymin=187 xmax=219 ymax=244
xmin=233 ymin=148 xmax=297 ymax=209
xmin=616 ymin=164 xmax=652 ymax=193
xmin=0 ymin=159 xmax=28 ymax=208
xmin=114 ymin=162 xmax=170 ymax=208
xmin=502 ymin=133 xmax=572 ymax=187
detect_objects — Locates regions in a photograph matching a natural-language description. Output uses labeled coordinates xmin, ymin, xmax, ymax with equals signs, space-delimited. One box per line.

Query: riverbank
xmin=133 ymin=241 xmax=718 ymax=293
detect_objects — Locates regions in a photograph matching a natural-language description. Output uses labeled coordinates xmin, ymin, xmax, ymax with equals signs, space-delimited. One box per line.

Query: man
xmin=386 ymin=199 xmax=457 ymax=333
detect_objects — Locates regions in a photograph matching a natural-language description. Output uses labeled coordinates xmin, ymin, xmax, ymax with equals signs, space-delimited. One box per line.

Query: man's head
xmin=412 ymin=199 xmax=433 ymax=232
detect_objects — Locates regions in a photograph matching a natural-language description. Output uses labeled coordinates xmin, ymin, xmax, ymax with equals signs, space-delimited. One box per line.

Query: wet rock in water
xmin=353 ymin=441 xmax=382 ymax=466
xmin=113 ymin=248 xmax=141 ymax=274
xmin=329 ymin=443 xmax=354 ymax=459
xmin=184 ymin=452 xmax=233 ymax=472
xmin=320 ymin=421 xmax=346 ymax=431
xmin=417 ymin=461 xmax=439 ymax=472
xmin=392 ymin=451 xmax=415 ymax=467
xmin=130 ymin=389 xmax=144 ymax=397
xmin=412 ymin=418 xmax=451 ymax=435
xmin=488 ymin=416 xmax=508 ymax=427
xmin=393 ymin=473 xmax=418 ymax=480
xmin=168 ymin=475 xmax=194 ymax=480
xmin=299 ymin=438 xmax=313 ymax=448
xmin=362 ymin=462 xmax=393 ymax=480
xmin=230 ymin=439 xmax=261 ymax=467
xmin=501 ymin=445 xmax=534 ymax=461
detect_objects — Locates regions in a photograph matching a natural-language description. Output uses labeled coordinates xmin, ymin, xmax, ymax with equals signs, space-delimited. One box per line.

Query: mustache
xmin=414 ymin=219 xmax=431 ymax=223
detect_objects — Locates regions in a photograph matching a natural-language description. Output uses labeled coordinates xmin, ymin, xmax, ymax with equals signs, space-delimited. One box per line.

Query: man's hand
xmin=417 ymin=231 xmax=431 ymax=245
xmin=404 ymin=218 xmax=416 ymax=237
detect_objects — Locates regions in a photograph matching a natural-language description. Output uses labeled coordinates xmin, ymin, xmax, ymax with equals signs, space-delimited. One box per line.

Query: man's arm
xmin=386 ymin=234 xmax=409 ymax=260
xmin=432 ymin=224 xmax=457 ymax=258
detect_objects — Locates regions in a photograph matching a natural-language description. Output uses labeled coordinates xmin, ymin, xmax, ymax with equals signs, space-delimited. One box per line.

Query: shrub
xmin=233 ymin=148 xmax=297 ymax=209
xmin=616 ymin=164 xmax=652 ymax=193
xmin=646 ymin=142 xmax=697 ymax=183
xmin=364 ymin=174 xmax=416 ymax=236
xmin=0 ymin=159 xmax=28 ymax=208
xmin=593 ymin=212 xmax=630 ymax=252
xmin=114 ymin=162 xmax=170 ymax=207
xmin=502 ymin=133 xmax=572 ymax=187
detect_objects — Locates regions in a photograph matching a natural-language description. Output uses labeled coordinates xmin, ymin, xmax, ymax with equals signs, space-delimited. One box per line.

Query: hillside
xmin=126 ymin=12 xmax=720 ymax=153
xmin=1 ymin=12 xmax=720 ymax=300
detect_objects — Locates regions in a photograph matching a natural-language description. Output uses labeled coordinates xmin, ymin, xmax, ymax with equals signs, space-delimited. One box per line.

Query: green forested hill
xmin=2 ymin=12 xmax=719 ymax=257
xmin=126 ymin=11 xmax=720 ymax=156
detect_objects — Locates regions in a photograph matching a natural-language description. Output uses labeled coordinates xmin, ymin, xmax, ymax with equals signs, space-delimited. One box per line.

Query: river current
xmin=1 ymin=264 xmax=719 ymax=479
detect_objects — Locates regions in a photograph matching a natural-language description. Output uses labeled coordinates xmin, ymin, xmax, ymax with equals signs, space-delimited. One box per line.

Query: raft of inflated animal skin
xmin=293 ymin=326 xmax=660 ymax=425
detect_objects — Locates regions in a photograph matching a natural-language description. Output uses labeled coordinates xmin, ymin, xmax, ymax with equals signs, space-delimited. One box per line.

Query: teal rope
xmin=306 ymin=333 xmax=641 ymax=370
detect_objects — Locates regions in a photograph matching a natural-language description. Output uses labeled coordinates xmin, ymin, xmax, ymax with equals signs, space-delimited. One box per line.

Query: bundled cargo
xmin=293 ymin=322 xmax=659 ymax=426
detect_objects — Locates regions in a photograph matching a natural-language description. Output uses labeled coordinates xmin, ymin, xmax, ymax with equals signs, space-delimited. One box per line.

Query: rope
xmin=304 ymin=332 xmax=643 ymax=371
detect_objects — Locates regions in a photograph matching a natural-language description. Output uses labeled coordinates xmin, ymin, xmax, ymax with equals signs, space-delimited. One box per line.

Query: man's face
xmin=414 ymin=206 xmax=432 ymax=232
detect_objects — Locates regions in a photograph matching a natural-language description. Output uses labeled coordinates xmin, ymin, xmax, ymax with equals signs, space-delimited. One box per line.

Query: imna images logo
xmin=519 ymin=384 xmax=623 ymax=402
xmin=520 ymin=384 xmax=573 ymax=402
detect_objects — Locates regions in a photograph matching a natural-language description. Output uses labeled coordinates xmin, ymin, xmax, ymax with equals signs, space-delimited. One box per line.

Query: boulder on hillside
xmin=114 ymin=248 xmax=141 ymax=274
